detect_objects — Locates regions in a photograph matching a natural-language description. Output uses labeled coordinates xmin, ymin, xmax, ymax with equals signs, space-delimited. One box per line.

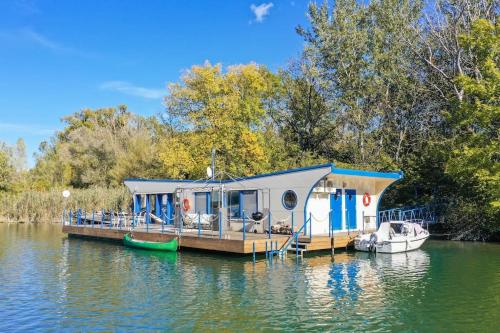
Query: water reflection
xmin=328 ymin=260 xmax=361 ymax=301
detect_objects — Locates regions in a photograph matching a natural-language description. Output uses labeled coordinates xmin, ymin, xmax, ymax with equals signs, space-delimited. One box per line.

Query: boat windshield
xmin=390 ymin=223 xmax=404 ymax=234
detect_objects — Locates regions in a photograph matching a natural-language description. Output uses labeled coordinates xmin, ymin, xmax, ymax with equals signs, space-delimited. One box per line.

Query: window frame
xmin=282 ymin=190 xmax=298 ymax=210
xmin=226 ymin=190 xmax=258 ymax=219
xmin=194 ymin=192 xmax=211 ymax=214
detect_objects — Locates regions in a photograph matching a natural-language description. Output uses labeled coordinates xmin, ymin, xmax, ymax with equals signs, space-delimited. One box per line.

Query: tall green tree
xmin=443 ymin=19 xmax=499 ymax=238
xmin=297 ymin=0 xmax=428 ymax=168
xmin=32 ymin=106 xmax=164 ymax=189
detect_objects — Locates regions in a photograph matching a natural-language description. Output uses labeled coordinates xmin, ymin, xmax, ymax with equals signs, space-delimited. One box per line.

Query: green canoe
xmin=123 ymin=234 xmax=178 ymax=251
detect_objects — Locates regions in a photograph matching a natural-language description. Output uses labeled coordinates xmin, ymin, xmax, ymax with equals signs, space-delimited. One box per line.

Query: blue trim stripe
xmin=332 ymin=168 xmax=403 ymax=179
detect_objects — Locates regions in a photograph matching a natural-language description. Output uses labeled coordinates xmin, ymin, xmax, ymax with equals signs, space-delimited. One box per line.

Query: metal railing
xmin=378 ymin=206 xmax=436 ymax=225
xmin=278 ymin=214 xmax=311 ymax=258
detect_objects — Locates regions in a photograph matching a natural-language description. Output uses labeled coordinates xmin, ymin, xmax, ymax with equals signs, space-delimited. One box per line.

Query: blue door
xmin=330 ymin=189 xmax=342 ymax=231
xmin=345 ymin=189 xmax=357 ymax=229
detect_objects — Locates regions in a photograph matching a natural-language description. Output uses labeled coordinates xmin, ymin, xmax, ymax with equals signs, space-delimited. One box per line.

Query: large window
xmin=226 ymin=190 xmax=257 ymax=219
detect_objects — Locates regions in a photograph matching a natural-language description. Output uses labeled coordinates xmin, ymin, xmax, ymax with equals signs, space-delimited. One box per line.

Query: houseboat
xmin=63 ymin=163 xmax=403 ymax=255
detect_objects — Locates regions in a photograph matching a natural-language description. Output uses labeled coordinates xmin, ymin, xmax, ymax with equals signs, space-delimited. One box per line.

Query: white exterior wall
xmin=305 ymin=174 xmax=398 ymax=235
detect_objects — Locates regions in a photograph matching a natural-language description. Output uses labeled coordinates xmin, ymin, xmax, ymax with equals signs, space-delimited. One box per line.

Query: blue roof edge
xmin=332 ymin=167 xmax=403 ymax=179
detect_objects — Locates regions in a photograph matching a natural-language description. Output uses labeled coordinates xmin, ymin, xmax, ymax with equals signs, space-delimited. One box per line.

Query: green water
xmin=0 ymin=224 xmax=499 ymax=332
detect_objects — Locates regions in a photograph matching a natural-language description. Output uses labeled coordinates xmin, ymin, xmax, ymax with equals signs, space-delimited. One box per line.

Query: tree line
xmin=0 ymin=0 xmax=498 ymax=240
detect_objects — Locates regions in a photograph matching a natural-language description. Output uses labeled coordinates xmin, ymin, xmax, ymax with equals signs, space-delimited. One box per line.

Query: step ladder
xmin=287 ymin=241 xmax=309 ymax=257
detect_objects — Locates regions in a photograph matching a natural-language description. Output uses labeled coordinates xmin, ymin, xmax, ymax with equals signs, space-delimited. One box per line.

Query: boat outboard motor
xmin=369 ymin=233 xmax=378 ymax=252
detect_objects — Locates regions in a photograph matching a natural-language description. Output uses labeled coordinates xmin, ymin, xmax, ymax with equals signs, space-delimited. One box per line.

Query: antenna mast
xmin=211 ymin=148 xmax=216 ymax=181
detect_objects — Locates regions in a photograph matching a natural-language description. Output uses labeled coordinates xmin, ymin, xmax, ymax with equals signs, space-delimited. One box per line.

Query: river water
xmin=0 ymin=223 xmax=499 ymax=332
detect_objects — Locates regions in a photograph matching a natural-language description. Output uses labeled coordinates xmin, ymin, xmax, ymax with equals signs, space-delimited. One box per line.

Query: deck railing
xmin=378 ymin=206 xmax=436 ymax=225
xmin=62 ymin=208 xmax=302 ymax=242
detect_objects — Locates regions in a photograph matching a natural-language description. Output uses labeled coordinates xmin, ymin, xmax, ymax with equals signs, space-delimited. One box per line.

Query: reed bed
xmin=0 ymin=186 xmax=131 ymax=223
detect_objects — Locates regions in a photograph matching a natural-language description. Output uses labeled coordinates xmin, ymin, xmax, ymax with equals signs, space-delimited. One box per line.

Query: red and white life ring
xmin=362 ymin=193 xmax=371 ymax=207
xmin=182 ymin=198 xmax=190 ymax=212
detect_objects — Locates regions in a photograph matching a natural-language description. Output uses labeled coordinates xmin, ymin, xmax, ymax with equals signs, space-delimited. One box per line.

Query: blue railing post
xmin=162 ymin=208 xmax=165 ymax=234
xmin=270 ymin=241 xmax=273 ymax=257
xmin=329 ymin=210 xmax=332 ymax=238
xmin=291 ymin=211 xmax=294 ymax=237
xmin=218 ymin=210 xmax=222 ymax=239
xmin=92 ymin=210 xmax=95 ymax=228
xmin=265 ymin=241 xmax=268 ymax=259
xmin=253 ymin=242 xmax=256 ymax=263
xmin=109 ymin=210 xmax=113 ymax=229
xmin=84 ymin=210 xmax=87 ymax=226
xmin=295 ymin=232 xmax=298 ymax=257
xmin=268 ymin=211 xmax=272 ymax=239
xmin=309 ymin=212 xmax=312 ymax=239
xmin=242 ymin=211 xmax=246 ymax=241
xmin=69 ymin=209 xmax=73 ymax=225
xmin=198 ymin=212 xmax=201 ymax=237
xmin=101 ymin=209 xmax=104 ymax=228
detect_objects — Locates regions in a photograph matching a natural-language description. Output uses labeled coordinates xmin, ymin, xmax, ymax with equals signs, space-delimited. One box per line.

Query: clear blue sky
xmin=0 ymin=0 xmax=310 ymax=167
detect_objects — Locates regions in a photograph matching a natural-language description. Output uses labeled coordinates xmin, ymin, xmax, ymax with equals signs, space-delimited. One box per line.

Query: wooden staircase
xmin=286 ymin=237 xmax=311 ymax=256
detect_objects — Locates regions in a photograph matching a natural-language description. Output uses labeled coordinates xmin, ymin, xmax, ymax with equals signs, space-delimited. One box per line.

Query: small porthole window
xmin=282 ymin=190 xmax=297 ymax=210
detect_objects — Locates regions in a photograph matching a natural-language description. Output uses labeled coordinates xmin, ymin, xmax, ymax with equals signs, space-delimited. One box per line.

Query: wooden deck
xmin=62 ymin=224 xmax=368 ymax=255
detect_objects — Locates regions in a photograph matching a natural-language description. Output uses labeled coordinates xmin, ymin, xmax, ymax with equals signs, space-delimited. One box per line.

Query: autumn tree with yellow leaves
xmin=160 ymin=62 xmax=282 ymax=179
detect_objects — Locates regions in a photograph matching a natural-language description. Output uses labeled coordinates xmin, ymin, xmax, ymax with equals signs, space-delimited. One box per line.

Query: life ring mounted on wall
xmin=182 ymin=198 xmax=190 ymax=212
xmin=362 ymin=192 xmax=371 ymax=207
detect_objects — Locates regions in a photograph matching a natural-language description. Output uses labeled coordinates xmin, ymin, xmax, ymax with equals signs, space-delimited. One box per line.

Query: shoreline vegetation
xmin=0 ymin=1 xmax=498 ymax=241
xmin=0 ymin=187 xmax=130 ymax=223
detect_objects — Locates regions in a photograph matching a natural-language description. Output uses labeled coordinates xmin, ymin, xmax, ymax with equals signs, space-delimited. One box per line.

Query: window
xmin=227 ymin=191 xmax=240 ymax=218
xmin=194 ymin=192 xmax=209 ymax=214
xmin=226 ymin=190 xmax=258 ymax=219
xmin=210 ymin=190 xmax=221 ymax=214
xmin=282 ymin=190 xmax=297 ymax=210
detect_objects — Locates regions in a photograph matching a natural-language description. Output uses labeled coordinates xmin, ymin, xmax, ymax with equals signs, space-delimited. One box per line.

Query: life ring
xmin=182 ymin=198 xmax=190 ymax=212
xmin=362 ymin=193 xmax=371 ymax=207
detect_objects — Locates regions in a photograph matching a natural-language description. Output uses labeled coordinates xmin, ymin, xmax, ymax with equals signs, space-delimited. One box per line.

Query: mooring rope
xmin=310 ymin=210 xmax=332 ymax=222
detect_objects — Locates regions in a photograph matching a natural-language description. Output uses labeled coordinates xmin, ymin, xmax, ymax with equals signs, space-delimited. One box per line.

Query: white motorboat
xmin=355 ymin=221 xmax=429 ymax=253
